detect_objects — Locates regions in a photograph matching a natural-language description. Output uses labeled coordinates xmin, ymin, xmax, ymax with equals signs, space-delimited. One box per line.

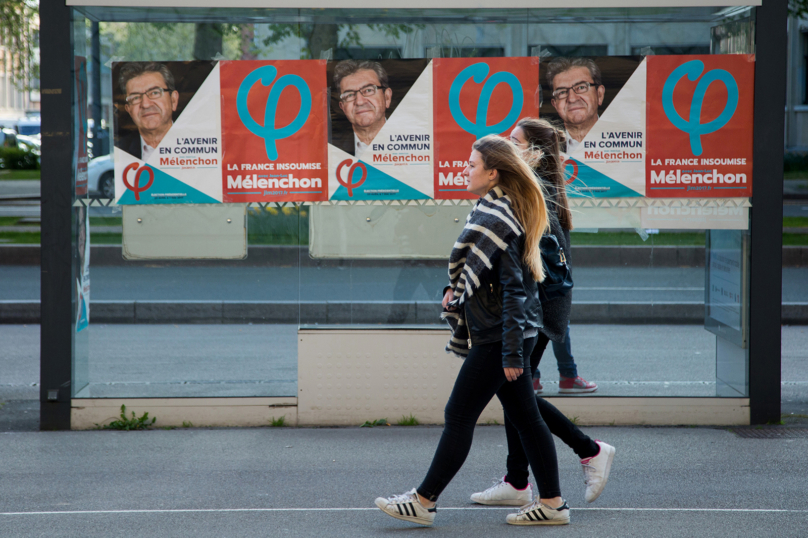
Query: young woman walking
xmin=375 ymin=135 xmax=570 ymax=527
xmin=469 ymin=118 xmax=614 ymax=508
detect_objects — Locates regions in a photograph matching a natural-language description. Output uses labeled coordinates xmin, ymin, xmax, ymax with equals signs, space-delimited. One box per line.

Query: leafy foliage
xmin=96 ymin=405 xmax=156 ymax=430
xmin=261 ymin=23 xmax=422 ymax=59
xmin=784 ymin=151 xmax=808 ymax=172
xmin=396 ymin=414 xmax=419 ymax=426
xmin=361 ymin=418 xmax=390 ymax=427
xmin=269 ymin=415 xmax=287 ymax=427
xmin=790 ymin=0 xmax=808 ymax=18
xmin=0 ymin=147 xmax=39 ymax=170
xmin=0 ymin=0 xmax=37 ymax=90
xmin=101 ymin=22 xmax=241 ymax=62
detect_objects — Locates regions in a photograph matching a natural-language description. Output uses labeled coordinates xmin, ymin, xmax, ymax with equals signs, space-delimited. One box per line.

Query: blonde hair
xmin=472 ymin=135 xmax=550 ymax=282
xmin=515 ymin=117 xmax=573 ymax=230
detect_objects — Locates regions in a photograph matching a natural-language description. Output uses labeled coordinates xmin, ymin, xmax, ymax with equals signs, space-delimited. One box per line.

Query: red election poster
xmin=433 ymin=57 xmax=539 ymax=200
xmin=74 ymin=56 xmax=89 ymax=197
xmin=220 ymin=60 xmax=328 ymax=202
xmin=646 ymin=54 xmax=754 ymax=198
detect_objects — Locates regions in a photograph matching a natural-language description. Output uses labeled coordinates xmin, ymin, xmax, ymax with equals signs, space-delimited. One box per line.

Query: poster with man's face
xmin=112 ymin=61 xmax=222 ymax=204
xmin=327 ymin=59 xmax=433 ymax=200
xmin=540 ymin=56 xmax=645 ymax=197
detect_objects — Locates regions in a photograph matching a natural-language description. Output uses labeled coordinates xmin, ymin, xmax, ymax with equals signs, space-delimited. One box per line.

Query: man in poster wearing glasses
xmin=546 ymin=57 xmax=606 ymax=153
xmin=332 ymin=60 xmax=393 ymax=157
xmin=116 ymin=62 xmax=179 ymax=161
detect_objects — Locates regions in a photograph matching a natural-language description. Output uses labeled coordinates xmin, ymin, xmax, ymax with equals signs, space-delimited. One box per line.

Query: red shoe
xmin=533 ymin=378 xmax=543 ymax=394
xmin=559 ymin=376 xmax=597 ymax=394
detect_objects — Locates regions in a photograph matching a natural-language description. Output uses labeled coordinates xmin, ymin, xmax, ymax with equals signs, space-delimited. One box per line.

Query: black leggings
xmin=504 ymin=333 xmax=599 ymax=490
xmin=417 ymin=337 xmax=561 ymax=501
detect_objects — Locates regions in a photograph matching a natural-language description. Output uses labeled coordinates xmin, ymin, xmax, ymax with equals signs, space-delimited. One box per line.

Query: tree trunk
xmin=240 ymin=25 xmax=257 ymax=61
xmin=193 ymin=23 xmax=224 ymax=61
xmin=306 ymin=24 xmax=338 ymax=60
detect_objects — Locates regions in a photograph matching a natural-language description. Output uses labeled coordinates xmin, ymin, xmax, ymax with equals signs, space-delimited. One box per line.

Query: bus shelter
xmin=38 ymin=0 xmax=787 ymax=429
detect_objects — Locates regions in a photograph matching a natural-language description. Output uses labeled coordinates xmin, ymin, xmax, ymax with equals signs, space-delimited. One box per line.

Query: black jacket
xmin=116 ymin=131 xmax=142 ymax=160
xmin=461 ymin=234 xmax=542 ymax=369
xmin=536 ymin=172 xmax=573 ymax=343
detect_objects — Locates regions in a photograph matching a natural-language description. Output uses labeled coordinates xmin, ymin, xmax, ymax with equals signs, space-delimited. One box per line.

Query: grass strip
xmin=0 ymin=170 xmax=40 ymax=180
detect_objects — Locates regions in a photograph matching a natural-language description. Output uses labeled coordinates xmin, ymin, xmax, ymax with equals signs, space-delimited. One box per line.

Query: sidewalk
xmin=0 ymin=425 xmax=806 ymax=537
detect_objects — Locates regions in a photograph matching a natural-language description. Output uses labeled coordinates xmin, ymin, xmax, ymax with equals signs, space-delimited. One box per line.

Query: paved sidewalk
xmin=0 ymin=425 xmax=806 ymax=537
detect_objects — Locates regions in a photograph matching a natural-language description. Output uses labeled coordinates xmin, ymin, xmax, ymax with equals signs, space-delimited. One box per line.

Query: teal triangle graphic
xmin=332 ymin=160 xmax=430 ymax=201
xmin=563 ymin=158 xmax=642 ymax=198
xmin=118 ymin=165 xmax=219 ymax=205
xmin=76 ymin=293 xmax=88 ymax=333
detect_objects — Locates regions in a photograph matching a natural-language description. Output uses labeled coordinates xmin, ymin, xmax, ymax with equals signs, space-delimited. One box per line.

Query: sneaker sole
xmin=375 ymin=499 xmax=434 ymax=526
xmin=587 ymin=444 xmax=615 ymax=503
xmin=471 ymin=496 xmax=532 ymax=506
xmin=534 ymin=389 xmax=543 ymax=395
xmin=558 ymin=387 xmax=597 ymax=393
xmin=506 ymin=516 xmax=570 ymax=526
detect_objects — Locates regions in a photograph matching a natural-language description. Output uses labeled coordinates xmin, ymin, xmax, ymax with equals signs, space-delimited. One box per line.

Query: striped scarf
xmin=442 ymin=186 xmax=524 ymax=358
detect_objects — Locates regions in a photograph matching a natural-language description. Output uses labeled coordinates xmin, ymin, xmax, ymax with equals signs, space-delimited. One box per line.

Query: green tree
xmin=261 ymin=22 xmax=419 ymax=59
xmin=0 ymin=0 xmax=38 ymax=90
xmin=791 ymin=0 xmax=808 ymax=18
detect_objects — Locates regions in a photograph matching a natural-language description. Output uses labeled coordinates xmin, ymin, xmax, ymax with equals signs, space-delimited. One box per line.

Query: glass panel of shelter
xmin=71 ymin=5 xmax=756 ymax=400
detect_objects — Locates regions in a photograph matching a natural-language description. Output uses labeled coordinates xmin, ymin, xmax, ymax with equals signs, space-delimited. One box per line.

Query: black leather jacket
xmin=450 ymin=234 xmax=542 ymax=369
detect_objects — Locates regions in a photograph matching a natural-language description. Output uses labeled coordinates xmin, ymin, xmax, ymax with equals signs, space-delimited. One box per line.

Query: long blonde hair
xmin=515 ymin=117 xmax=573 ymax=230
xmin=472 ymin=135 xmax=550 ymax=282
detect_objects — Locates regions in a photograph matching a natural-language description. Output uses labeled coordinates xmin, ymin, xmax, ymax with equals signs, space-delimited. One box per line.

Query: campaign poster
xmin=646 ymin=54 xmax=754 ymax=198
xmin=221 ymin=60 xmax=328 ymax=203
xmin=539 ymin=56 xmax=645 ymax=198
xmin=434 ymin=57 xmax=539 ymax=200
xmin=74 ymin=57 xmax=89 ymax=197
xmin=327 ymin=59 xmax=432 ymax=201
xmin=112 ymin=61 xmax=222 ymax=204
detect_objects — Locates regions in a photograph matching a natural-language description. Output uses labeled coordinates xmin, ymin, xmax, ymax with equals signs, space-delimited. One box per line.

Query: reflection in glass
xmin=67 ymin=5 xmax=757 ymax=400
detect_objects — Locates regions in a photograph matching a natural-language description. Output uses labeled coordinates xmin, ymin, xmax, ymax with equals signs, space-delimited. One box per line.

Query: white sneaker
xmin=470 ymin=477 xmax=533 ymax=506
xmin=506 ymin=498 xmax=570 ymax=525
xmin=582 ymin=440 xmax=615 ymax=503
xmin=375 ymin=488 xmax=436 ymax=526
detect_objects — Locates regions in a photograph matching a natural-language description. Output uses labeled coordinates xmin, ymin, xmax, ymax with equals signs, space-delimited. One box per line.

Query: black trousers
xmin=417 ymin=336 xmax=561 ymax=501
xmin=504 ymin=333 xmax=600 ymax=490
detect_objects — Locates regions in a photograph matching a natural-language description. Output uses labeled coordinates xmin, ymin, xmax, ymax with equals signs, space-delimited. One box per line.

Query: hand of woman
xmin=442 ymin=289 xmax=456 ymax=311
xmin=503 ymin=367 xmax=523 ymax=382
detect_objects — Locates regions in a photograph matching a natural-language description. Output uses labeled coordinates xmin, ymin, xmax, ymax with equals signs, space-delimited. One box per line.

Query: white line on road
xmin=2 ymin=507 xmax=808 ymax=516
xmin=575 ymin=287 xmax=703 ymax=291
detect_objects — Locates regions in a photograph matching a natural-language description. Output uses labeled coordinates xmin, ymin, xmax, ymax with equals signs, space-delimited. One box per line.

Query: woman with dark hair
xmin=469 ymin=118 xmax=614 ymax=508
xmin=375 ymin=135 xmax=570 ymax=527
xmin=516 ymin=118 xmax=597 ymax=395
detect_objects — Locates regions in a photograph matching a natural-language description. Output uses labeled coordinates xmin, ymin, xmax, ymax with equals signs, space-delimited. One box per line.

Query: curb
xmin=2 ymin=244 xmax=807 ymax=267
xmin=2 ymin=300 xmax=807 ymax=325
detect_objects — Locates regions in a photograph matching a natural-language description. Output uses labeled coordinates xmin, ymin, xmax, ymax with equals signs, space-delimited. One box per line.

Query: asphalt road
xmin=0 ymin=425 xmax=806 ymax=538
xmin=3 ymin=265 xmax=807 ymax=303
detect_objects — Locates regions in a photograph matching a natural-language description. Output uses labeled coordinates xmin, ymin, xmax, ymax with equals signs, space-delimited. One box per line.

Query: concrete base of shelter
xmin=295 ymin=328 xmax=750 ymax=427
xmin=70 ymin=397 xmax=297 ymax=430
xmin=68 ymin=396 xmax=749 ymax=429
xmin=67 ymin=328 xmax=750 ymax=429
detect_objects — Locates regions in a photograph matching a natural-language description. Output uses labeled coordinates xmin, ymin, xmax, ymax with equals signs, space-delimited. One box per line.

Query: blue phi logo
xmin=236 ymin=65 xmax=312 ymax=161
xmin=449 ymin=62 xmax=523 ymax=139
xmin=661 ymin=60 xmax=738 ymax=157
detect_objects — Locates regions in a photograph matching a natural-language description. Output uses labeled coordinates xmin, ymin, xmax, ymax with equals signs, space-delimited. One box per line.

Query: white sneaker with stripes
xmin=506 ymin=499 xmax=570 ymax=526
xmin=375 ymin=488 xmax=436 ymax=526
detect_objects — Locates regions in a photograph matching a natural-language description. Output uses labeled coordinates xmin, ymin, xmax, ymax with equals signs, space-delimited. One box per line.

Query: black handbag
xmin=539 ymin=234 xmax=573 ymax=302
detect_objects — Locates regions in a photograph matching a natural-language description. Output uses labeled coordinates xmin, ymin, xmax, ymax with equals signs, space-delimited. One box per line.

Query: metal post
xmin=39 ymin=0 xmax=75 ymax=430
xmin=749 ymin=0 xmax=788 ymax=424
